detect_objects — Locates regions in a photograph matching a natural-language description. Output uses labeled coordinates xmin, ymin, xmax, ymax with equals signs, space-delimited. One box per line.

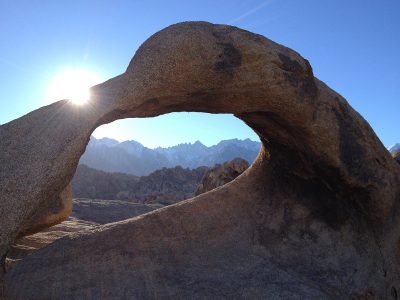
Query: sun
xmin=46 ymin=70 xmax=102 ymax=105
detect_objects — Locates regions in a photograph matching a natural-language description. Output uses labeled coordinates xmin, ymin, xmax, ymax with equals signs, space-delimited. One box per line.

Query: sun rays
xmin=46 ymin=69 xmax=102 ymax=105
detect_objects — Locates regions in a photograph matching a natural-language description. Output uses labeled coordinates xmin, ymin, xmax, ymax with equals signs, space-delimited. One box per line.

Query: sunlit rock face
xmin=17 ymin=184 xmax=73 ymax=238
xmin=1 ymin=22 xmax=400 ymax=299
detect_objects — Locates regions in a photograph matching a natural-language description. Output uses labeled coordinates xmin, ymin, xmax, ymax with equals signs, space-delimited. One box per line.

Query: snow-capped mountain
xmin=389 ymin=143 xmax=400 ymax=153
xmin=79 ymin=137 xmax=261 ymax=176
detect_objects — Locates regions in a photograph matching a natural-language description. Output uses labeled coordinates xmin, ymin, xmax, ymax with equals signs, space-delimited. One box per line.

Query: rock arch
xmin=1 ymin=22 xmax=400 ymax=298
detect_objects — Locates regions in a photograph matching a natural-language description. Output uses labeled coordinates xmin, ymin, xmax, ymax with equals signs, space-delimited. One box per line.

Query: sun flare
xmin=46 ymin=70 xmax=102 ymax=105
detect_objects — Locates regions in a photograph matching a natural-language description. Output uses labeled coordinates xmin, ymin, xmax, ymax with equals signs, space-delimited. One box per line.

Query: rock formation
xmin=17 ymin=184 xmax=73 ymax=238
xmin=72 ymin=164 xmax=140 ymax=199
xmin=70 ymin=198 xmax=163 ymax=224
xmin=8 ymin=158 xmax=248 ymax=274
xmin=122 ymin=165 xmax=208 ymax=204
xmin=195 ymin=158 xmax=249 ymax=195
xmin=1 ymin=22 xmax=400 ymax=298
xmin=6 ymin=218 xmax=96 ymax=271
xmin=72 ymin=164 xmax=207 ymax=204
xmin=7 ymin=199 xmax=163 ymax=270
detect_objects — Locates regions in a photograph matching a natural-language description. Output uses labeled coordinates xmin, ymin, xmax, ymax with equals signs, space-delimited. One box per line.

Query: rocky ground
xmin=71 ymin=198 xmax=163 ymax=224
xmin=6 ymin=218 xmax=96 ymax=271
xmin=6 ymin=199 xmax=164 ymax=270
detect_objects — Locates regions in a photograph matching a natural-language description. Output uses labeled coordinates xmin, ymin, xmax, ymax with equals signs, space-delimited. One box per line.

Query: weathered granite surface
xmin=1 ymin=22 xmax=400 ymax=299
xmin=17 ymin=184 xmax=73 ymax=238
xmin=6 ymin=199 xmax=163 ymax=271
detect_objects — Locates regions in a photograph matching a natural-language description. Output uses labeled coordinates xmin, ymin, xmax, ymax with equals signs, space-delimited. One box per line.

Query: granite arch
xmin=1 ymin=22 xmax=400 ymax=298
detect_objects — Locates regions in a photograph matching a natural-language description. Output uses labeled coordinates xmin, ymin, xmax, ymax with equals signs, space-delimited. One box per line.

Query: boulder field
xmin=1 ymin=22 xmax=400 ymax=298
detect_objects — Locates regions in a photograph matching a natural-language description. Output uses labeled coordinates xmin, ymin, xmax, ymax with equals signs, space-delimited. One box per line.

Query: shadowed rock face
xmin=195 ymin=158 xmax=249 ymax=195
xmin=1 ymin=22 xmax=400 ymax=298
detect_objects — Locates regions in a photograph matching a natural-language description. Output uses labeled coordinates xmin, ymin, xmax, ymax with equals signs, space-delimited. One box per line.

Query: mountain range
xmin=79 ymin=137 xmax=261 ymax=176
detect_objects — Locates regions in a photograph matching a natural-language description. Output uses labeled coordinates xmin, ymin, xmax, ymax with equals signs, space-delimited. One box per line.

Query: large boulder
xmin=195 ymin=158 xmax=249 ymax=195
xmin=1 ymin=22 xmax=400 ymax=298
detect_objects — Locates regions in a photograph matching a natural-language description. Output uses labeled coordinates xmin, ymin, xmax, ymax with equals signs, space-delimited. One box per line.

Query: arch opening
xmin=6 ymin=112 xmax=262 ymax=269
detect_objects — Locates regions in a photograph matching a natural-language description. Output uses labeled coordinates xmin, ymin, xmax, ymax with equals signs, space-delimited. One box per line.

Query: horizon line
xmin=90 ymin=135 xmax=261 ymax=149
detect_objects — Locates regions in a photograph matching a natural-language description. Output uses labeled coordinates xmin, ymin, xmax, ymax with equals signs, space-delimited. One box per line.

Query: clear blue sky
xmin=1 ymin=0 xmax=399 ymax=148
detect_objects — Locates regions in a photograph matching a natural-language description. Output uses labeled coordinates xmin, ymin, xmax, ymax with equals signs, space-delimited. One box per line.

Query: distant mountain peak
xmin=389 ymin=143 xmax=400 ymax=152
xmin=80 ymin=137 xmax=261 ymax=176
xmin=120 ymin=140 xmax=145 ymax=147
xmin=93 ymin=137 xmax=120 ymax=147
xmin=98 ymin=137 xmax=118 ymax=142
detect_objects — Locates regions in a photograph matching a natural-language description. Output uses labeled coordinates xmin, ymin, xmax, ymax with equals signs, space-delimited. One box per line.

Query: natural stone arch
xmin=1 ymin=21 xmax=400 ymax=298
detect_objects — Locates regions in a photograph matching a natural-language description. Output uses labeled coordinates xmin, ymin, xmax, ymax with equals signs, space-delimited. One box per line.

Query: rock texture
xmin=6 ymin=218 xmax=96 ymax=271
xmin=195 ymin=158 xmax=249 ymax=195
xmin=121 ymin=165 xmax=207 ymax=204
xmin=17 ymin=184 xmax=73 ymax=238
xmin=1 ymin=22 xmax=400 ymax=298
xmin=8 ymin=160 xmax=245 ymax=273
xmin=6 ymin=199 xmax=162 ymax=270
xmin=71 ymin=198 xmax=163 ymax=224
